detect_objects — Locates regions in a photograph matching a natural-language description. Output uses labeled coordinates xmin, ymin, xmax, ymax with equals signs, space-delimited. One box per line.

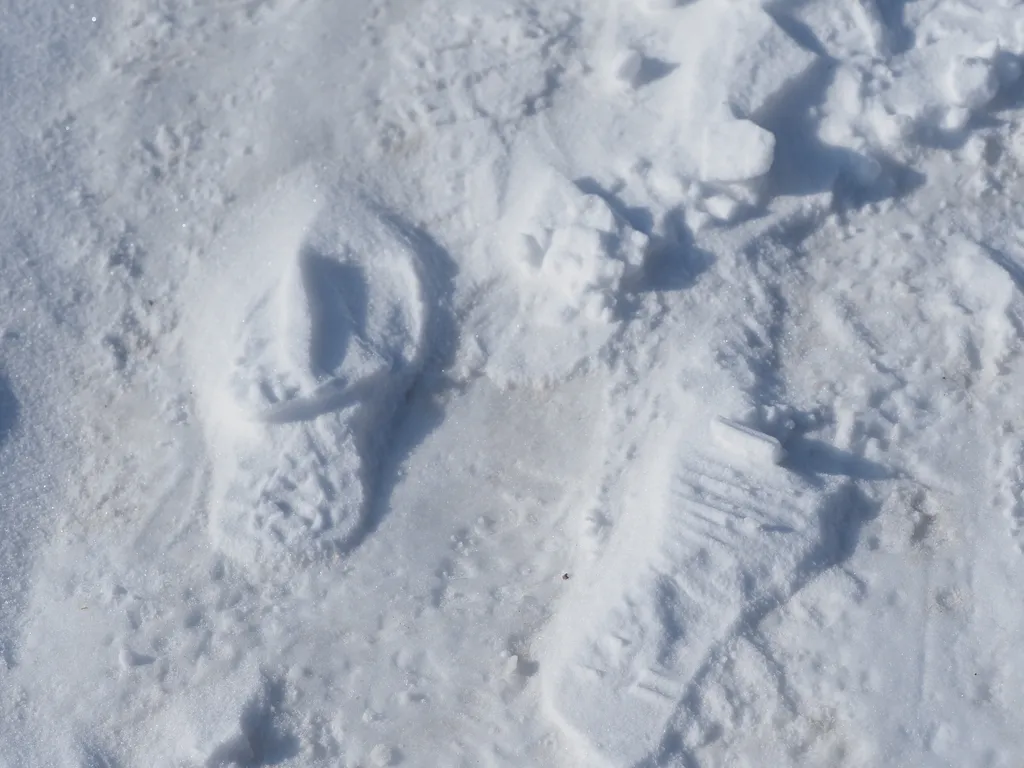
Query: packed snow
xmin=2 ymin=0 xmax=1024 ymax=766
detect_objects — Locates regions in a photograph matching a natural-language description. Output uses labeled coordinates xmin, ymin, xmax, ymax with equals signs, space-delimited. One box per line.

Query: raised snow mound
xmin=466 ymin=156 xmax=649 ymax=386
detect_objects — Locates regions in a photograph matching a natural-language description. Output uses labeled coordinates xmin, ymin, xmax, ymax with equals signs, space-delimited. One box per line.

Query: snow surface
xmin=3 ymin=0 xmax=1024 ymax=766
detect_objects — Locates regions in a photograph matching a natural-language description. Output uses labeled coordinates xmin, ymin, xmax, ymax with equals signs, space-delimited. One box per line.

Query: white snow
xmin=3 ymin=0 xmax=1024 ymax=766
xmin=540 ymin=402 xmax=825 ymax=766
xmin=699 ymin=120 xmax=776 ymax=185
xmin=609 ymin=49 xmax=645 ymax=90
xmin=187 ymin=175 xmax=430 ymax=573
xmin=711 ymin=417 xmax=787 ymax=466
xmin=725 ymin=7 xmax=820 ymax=120
xmin=947 ymin=55 xmax=1000 ymax=111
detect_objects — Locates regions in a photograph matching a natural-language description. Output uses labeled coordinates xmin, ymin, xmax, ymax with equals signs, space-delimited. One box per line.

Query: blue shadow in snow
xmin=573 ymin=177 xmax=715 ymax=299
xmin=332 ymin=210 xmax=458 ymax=558
xmin=0 ymin=374 xmax=17 ymax=447
xmin=783 ymin=435 xmax=895 ymax=483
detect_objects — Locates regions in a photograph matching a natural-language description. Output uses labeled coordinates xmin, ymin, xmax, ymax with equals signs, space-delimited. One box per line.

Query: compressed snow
xmin=541 ymin=412 xmax=829 ymax=766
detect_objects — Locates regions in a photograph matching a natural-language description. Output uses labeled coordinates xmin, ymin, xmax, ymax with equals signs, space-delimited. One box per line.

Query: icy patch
xmin=539 ymin=410 xmax=840 ymax=766
xmin=188 ymin=175 xmax=428 ymax=572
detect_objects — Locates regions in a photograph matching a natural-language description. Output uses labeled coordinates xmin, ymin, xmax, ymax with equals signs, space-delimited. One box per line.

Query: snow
xmin=711 ymin=417 xmax=787 ymax=465
xmin=3 ymin=0 xmax=1024 ymax=766
xmin=540 ymin=404 xmax=829 ymax=767
xmin=608 ymin=49 xmax=645 ymax=90
xmin=187 ymin=176 xmax=431 ymax=573
xmin=699 ymin=120 xmax=776 ymax=185
xmin=725 ymin=6 xmax=820 ymax=121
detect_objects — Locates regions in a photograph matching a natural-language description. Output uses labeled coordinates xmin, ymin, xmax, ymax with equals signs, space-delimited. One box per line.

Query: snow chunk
xmin=858 ymin=32 xmax=1015 ymax=141
xmin=850 ymin=0 xmax=891 ymax=57
xmin=844 ymin=151 xmax=884 ymax=189
xmin=499 ymin=163 xmax=643 ymax=317
xmin=727 ymin=9 xmax=820 ymax=120
xmin=540 ymin=225 xmax=626 ymax=322
xmin=512 ymin=184 xmax=647 ymax=321
xmin=641 ymin=0 xmax=681 ymax=10
xmin=947 ymin=56 xmax=999 ymax=110
xmin=699 ymin=119 xmax=776 ymax=184
xmin=609 ymin=49 xmax=644 ymax=89
xmin=711 ymin=416 xmax=786 ymax=465
xmin=703 ymin=194 xmax=743 ymax=224
xmin=474 ymin=156 xmax=651 ymax=385
xmin=370 ymin=744 xmax=398 ymax=766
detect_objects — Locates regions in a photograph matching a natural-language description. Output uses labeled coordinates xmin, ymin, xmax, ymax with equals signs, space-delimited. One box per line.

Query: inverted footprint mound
xmin=191 ymin=178 xmax=428 ymax=571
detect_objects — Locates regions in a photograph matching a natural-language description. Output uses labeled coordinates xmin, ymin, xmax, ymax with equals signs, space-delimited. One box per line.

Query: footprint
xmin=191 ymin=177 xmax=429 ymax=572
xmin=945 ymin=236 xmax=1022 ymax=382
xmin=151 ymin=662 xmax=298 ymax=767
xmin=538 ymin=419 xmax=852 ymax=766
